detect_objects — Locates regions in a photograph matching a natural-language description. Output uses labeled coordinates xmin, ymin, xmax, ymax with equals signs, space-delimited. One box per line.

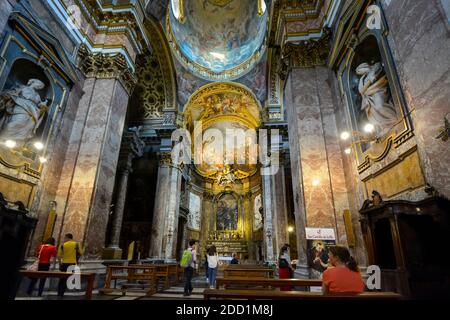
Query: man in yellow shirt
xmin=57 ymin=233 xmax=83 ymax=297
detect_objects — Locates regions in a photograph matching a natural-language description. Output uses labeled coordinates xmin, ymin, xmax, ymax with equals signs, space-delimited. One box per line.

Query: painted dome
xmin=167 ymin=0 xmax=268 ymax=81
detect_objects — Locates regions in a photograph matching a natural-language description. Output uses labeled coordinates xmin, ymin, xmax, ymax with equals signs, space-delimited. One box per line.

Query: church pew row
xmin=99 ymin=264 xmax=182 ymax=296
xmin=20 ymin=270 xmax=95 ymax=300
xmin=223 ymin=267 xmax=275 ymax=279
xmin=203 ymin=289 xmax=403 ymax=300
xmin=216 ymin=277 xmax=323 ymax=290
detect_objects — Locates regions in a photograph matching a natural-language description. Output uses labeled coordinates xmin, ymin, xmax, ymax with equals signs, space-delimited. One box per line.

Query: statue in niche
xmin=0 ymin=79 xmax=48 ymax=146
xmin=356 ymin=62 xmax=398 ymax=138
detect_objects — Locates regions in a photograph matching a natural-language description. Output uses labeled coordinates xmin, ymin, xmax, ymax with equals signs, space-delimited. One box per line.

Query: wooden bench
xmin=223 ymin=267 xmax=275 ymax=279
xmin=204 ymin=289 xmax=403 ymax=300
xmin=130 ymin=264 xmax=181 ymax=289
xmin=20 ymin=270 xmax=95 ymax=300
xmin=216 ymin=277 xmax=322 ymax=290
xmin=100 ymin=265 xmax=158 ymax=296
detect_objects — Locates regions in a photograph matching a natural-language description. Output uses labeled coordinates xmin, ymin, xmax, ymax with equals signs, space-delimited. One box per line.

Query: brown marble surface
xmin=382 ymin=0 xmax=450 ymax=198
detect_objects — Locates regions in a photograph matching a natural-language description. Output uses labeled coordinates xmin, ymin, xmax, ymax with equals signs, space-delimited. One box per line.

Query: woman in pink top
xmin=322 ymin=246 xmax=364 ymax=294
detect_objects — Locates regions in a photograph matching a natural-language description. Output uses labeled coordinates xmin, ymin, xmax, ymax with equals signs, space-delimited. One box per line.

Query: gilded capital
xmin=77 ymin=45 xmax=137 ymax=95
xmin=278 ymin=29 xmax=332 ymax=80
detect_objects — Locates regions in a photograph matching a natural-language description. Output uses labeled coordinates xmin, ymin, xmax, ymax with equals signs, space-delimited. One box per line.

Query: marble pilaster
xmin=149 ymin=152 xmax=183 ymax=261
xmin=262 ymin=171 xmax=275 ymax=262
xmin=60 ymin=77 xmax=130 ymax=259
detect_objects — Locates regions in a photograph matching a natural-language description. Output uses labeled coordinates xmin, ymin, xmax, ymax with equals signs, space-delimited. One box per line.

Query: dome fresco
xmin=168 ymin=0 xmax=268 ymax=81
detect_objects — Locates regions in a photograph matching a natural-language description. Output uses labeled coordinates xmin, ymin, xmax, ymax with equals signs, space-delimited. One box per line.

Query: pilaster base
xmin=294 ymin=264 xmax=310 ymax=278
xmin=102 ymin=247 xmax=123 ymax=260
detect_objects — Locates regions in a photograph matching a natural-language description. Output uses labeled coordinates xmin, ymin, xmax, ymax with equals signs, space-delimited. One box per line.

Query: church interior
xmin=0 ymin=0 xmax=449 ymax=301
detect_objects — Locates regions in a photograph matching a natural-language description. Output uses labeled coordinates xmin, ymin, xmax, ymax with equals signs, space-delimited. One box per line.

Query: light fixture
xmin=258 ymin=0 xmax=267 ymax=16
xmin=344 ymin=148 xmax=351 ymax=155
xmin=34 ymin=141 xmax=44 ymax=151
xmin=210 ymin=52 xmax=225 ymax=60
xmin=312 ymin=179 xmax=320 ymax=187
xmin=364 ymin=123 xmax=375 ymax=133
xmin=39 ymin=157 xmax=47 ymax=164
xmin=340 ymin=131 xmax=350 ymax=140
xmin=4 ymin=140 xmax=16 ymax=149
xmin=288 ymin=226 xmax=294 ymax=233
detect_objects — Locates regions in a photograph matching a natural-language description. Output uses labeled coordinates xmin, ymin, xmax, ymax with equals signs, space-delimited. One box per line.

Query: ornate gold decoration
xmin=278 ymin=28 xmax=332 ymax=80
xmin=184 ymin=82 xmax=262 ymax=131
xmin=134 ymin=52 xmax=165 ymax=119
xmin=77 ymin=45 xmax=137 ymax=95
xmin=142 ymin=18 xmax=176 ymax=112
xmin=158 ymin=152 xmax=173 ymax=166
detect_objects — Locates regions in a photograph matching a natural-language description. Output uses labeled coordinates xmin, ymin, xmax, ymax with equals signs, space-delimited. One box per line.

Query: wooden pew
xmin=100 ymin=265 xmax=158 ymax=296
xmin=216 ymin=277 xmax=322 ymax=290
xmin=20 ymin=270 xmax=95 ymax=300
xmin=204 ymin=289 xmax=403 ymax=300
xmin=223 ymin=266 xmax=275 ymax=279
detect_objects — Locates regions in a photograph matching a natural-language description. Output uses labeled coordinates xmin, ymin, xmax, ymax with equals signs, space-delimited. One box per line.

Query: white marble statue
xmin=356 ymin=62 xmax=398 ymax=138
xmin=0 ymin=79 xmax=48 ymax=146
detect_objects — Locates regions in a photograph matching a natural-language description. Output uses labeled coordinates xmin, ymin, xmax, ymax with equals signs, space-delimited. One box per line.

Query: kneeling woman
xmin=322 ymin=246 xmax=364 ymax=294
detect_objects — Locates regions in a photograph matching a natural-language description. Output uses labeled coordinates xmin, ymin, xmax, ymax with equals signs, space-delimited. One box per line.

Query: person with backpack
xmin=57 ymin=233 xmax=83 ymax=298
xmin=26 ymin=237 xmax=57 ymax=296
xmin=207 ymin=246 xmax=219 ymax=289
xmin=181 ymin=240 xmax=197 ymax=297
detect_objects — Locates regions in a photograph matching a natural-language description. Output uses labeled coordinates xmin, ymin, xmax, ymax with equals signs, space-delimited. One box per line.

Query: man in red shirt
xmin=26 ymin=238 xmax=57 ymax=296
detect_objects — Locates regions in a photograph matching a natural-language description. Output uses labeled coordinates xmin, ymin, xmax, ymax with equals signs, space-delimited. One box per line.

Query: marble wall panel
xmin=381 ymin=0 xmax=450 ymax=198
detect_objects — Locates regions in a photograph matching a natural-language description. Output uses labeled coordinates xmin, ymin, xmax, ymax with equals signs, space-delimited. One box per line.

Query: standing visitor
xmin=181 ymin=240 xmax=197 ymax=297
xmin=207 ymin=246 xmax=219 ymax=289
xmin=204 ymin=246 xmax=209 ymax=283
xmin=322 ymin=246 xmax=364 ymax=294
xmin=278 ymin=245 xmax=294 ymax=291
xmin=57 ymin=233 xmax=83 ymax=298
xmin=26 ymin=237 xmax=57 ymax=296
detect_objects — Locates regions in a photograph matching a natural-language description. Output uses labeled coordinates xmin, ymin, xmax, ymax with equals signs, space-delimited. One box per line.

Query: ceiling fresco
xmin=167 ymin=0 xmax=268 ymax=81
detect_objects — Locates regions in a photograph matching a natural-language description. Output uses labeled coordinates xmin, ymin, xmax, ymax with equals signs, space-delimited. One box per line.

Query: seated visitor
xmin=230 ymin=253 xmax=239 ymax=265
xmin=322 ymin=246 xmax=364 ymax=294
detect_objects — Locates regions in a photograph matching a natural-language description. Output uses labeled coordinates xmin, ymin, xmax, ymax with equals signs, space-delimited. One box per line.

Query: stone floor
xmin=16 ymin=275 xmax=210 ymax=301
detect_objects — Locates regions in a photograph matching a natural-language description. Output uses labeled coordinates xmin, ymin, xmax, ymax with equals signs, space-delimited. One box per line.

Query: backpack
xmin=180 ymin=249 xmax=193 ymax=268
xmin=279 ymin=258 xmax=289 ymax=268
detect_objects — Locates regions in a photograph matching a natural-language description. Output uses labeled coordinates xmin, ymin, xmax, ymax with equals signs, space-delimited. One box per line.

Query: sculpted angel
xmin=0 ymin=79 xmax=48 ymax=146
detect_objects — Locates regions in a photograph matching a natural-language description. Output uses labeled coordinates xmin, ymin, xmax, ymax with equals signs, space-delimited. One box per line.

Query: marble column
xmin=58 ymin=47 xmax=136 ymax=260
xmin=271 ymin=161 xmax=289 ymax=258
xmin=149 ymin=152 xmax=182 ymax=262
xmin=262 ymin=169 xmax=275 ymax=263
xmin=103 ymin=154 xmax=133 ymax=259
